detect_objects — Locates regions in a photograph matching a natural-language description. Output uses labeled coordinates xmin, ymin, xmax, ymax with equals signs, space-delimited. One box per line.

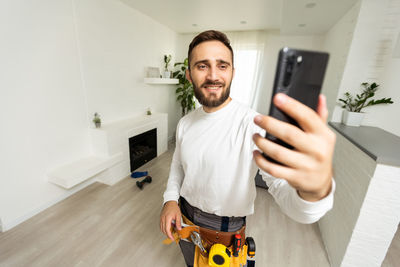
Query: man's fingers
xmin=165 ymin=217 xmax=174 ymax=240
xmin=162 ymin=217 xmax=167 ymax=237
xmin=175 ymin=214 xmax=182 ymax=230
xmin=317 ymin=94 xmax=329 ymax=122
xmin=253 ymin=133 xmax=311 ymax=169
xmin=254 ymin=115 xmax=314 ymax=154
xmin=253 ymin=150 xmax=299 ymax=187
xmin=273 ymin=93 xmax=325 ymax=133
xmin=160 ymin=217 xmax=164 ymax=234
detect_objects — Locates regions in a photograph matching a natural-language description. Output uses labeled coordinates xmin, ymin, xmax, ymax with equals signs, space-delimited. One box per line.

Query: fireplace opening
xmin=129 ymin=128 xmax=157 ymax=172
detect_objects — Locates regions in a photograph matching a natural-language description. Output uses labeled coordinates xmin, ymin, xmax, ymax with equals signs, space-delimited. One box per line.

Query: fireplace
xmin=129 ymin=128 xmax=157 ymax=172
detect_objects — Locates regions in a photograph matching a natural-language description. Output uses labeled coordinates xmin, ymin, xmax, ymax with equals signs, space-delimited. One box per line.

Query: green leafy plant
xmin=92 ymin=112 xmax=101 ymax=124
xmin=338 ymin=82 xmax=393 ymax=112
xmin=164 ymin=54 xmax=171 ymax=71
xmin=173 ymin=58 xmax=195 ymax=116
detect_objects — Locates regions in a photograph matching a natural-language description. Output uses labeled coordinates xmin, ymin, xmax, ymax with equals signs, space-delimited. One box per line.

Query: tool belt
xmin=163 ymin=214 xmax=250 ymax=267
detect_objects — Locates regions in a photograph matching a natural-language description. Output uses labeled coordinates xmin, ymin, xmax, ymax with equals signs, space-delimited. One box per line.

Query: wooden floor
xmin=0 ymin=145 xmax=398 ymax=267
xmin=382 ymin=224 xmax=400 ymax=267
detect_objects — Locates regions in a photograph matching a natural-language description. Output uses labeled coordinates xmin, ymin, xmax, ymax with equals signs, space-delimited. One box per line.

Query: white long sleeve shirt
xmin=163 ymin=99 xmax=335 ymax=223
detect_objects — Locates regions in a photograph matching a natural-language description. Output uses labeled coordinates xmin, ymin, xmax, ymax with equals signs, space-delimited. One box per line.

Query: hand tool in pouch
xmin=190 ymin=231 xmax=207 ymax=253
xmin=246 ymin=237 xmax=256 ymax=267
xmin=233 ymin=234 xmax=242 ymax=257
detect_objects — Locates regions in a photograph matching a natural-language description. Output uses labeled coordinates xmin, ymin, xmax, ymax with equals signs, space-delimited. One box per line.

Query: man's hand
xmin=253 ymin=93 xmax=336 ymax=202
xmin=160 ymin=201 xmax=182 ymax=240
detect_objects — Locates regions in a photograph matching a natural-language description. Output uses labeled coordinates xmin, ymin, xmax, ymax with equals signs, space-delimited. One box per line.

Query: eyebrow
xmin=193 ymin=59 xmax=231 ymax=67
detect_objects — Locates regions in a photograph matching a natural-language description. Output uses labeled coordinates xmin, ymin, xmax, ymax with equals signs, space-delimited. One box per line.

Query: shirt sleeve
xmin=260 ymin=169 xmax=335 ymax=224
xmin=162 ymin=120 xmax=185 ymax=205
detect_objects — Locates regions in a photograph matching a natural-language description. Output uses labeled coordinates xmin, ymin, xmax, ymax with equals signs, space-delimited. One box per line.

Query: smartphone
xmin=264 ymin=47 xmax=329 ymax=163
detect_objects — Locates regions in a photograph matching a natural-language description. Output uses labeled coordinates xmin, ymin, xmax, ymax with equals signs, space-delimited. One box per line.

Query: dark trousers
xmin=178 ymin=197 xmax=246 ymax=267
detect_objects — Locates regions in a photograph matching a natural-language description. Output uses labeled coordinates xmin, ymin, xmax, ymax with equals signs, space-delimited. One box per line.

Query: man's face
xmin=186 ymin=40 xmax=234 ymax=108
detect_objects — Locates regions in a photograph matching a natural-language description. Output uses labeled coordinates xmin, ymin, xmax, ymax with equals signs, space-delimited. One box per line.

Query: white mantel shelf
xmin=48 ymin=153 xmax=123 ymax=189
xmin=144 ymin=78 xmax=178 ymax=84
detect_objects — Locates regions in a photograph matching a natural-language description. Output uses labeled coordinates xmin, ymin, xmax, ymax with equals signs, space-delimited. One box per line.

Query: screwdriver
xmin=233 ymin=234 xmax=242 ymax=257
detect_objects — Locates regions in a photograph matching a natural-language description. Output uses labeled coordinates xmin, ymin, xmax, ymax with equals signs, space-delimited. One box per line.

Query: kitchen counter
xmin=329 ymin=122 xmax=400 ymax=166
xmin=318 ymin=122 xmax=400 ymax=267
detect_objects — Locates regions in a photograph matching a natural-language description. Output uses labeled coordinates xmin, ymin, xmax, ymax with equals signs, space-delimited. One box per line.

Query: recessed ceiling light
xmin=305 ymin=2 xmax=316 ymax=8
xmin=298 ymin=23 xmax=306 ymax=27
xmin=192 ymin=23 xmax=198 ymax=27
xmin=240 ymin=21 xmax=247 ymax=24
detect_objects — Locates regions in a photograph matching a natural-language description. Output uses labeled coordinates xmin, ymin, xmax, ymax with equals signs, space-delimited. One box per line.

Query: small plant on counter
xmin=92 ymin=112 xmax=101 ymax=128
xmin=164 ymin=54 xmax=171 ymax=72
xmin=338 ymin=82 xmax=393 ymax=112
xmin=163 ymin=54 xmax=172 ymax=78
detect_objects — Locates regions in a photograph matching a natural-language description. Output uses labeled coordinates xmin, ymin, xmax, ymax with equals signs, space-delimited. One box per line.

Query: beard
xmin=191 ymin=77 xmax=232 ymax=108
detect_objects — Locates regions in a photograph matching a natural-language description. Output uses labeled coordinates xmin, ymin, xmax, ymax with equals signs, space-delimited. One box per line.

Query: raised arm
xmin=253 ymin=94 xmax=336 ymax=223
xmin=260 ymin=169 xmax=335 ymax=223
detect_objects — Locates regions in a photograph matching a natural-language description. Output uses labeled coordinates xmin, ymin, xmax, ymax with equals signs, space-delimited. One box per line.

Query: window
xmin=230 ymin=48 xmax=261 ymax=106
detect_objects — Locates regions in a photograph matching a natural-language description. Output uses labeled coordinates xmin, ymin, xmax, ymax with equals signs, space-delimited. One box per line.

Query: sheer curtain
xmin=226 ymin=31 xmax=267 ymax=109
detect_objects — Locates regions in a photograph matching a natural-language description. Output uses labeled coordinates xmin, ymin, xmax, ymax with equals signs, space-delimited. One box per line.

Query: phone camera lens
xmin=297 ymin=56 xmax=303 ymax=64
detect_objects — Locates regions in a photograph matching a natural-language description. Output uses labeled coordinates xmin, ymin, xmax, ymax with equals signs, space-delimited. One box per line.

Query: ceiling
xmin=121 ymin=0 xmax=359 ymax=34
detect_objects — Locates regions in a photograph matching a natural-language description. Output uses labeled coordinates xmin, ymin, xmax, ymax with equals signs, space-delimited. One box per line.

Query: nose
xmin=207 ymin=65 xmax=218 ymax=81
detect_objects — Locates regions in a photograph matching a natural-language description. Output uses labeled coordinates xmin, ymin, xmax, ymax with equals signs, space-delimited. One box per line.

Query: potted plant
xmin=338 ymin=82 xmax=393 ymax=126
xmin=92 ymin=112 xmax=101 ymax=128
xmin=173 ymin=58 xmax=195 ymax=116
xmin=163 ymin=54 xmax=172 ymax=78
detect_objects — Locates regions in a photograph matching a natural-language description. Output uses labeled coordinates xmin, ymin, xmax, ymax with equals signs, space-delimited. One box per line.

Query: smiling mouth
xmin=203 ymin=85 xmax=223 ymax=92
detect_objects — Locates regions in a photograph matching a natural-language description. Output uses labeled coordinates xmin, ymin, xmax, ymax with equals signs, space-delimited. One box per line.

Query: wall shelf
xmin=48 ymin=153 xmax=123 ymax=189
xmin=144 ymin=78 xmax=179 ymax=84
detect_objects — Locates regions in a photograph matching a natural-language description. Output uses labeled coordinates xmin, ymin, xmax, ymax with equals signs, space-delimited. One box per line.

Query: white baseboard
xmin=1 ymin=178 xmax=97 ymax=232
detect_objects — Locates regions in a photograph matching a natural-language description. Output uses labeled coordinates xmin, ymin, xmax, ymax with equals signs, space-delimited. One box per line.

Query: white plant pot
xmin=164 ymin=71 xmax=171 ymax=78
xmin=342 ymin=110 xmax=365 ymax=126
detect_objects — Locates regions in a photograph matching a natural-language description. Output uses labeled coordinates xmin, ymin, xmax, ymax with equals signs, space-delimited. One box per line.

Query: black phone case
xmin=264 ymin=47 xmax=329 ymax=163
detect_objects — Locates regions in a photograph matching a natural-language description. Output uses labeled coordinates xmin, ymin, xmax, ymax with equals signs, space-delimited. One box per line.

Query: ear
xmin=185 ymin=69 xmax=192 ymax=84
xmin=232 ymin=67 xmax=235 ymax=80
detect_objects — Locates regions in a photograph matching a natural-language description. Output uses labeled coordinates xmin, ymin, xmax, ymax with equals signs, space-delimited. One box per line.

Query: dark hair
xmin=188 ymin=30 xmax=234 ymax=69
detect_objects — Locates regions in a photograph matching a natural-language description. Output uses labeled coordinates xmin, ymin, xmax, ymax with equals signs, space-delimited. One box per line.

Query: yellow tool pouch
xmin=193 ymin=243 xmax=248 ymax=267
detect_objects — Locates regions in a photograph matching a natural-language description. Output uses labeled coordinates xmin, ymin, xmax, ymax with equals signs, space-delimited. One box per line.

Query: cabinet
xmin=319 ymin=123 xmax=400 ymax=267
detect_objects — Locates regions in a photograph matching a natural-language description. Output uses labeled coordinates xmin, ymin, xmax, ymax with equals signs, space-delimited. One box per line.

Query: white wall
xmin=0 ymin=0 xmax=180 ymax=231
xmin=176 ymin=33 xmax=196 ymax=63
xmin=377 ymin=48 xmax=400 ymax=136
xmin=331 ymin=0 xmax=400 ymax=136
xmin=321 ymin=1 xmax=362 ymax=119
xmin=360 ymin=0 xmax=400 ymax=136
xmin=75 ymin=0 xmax=180 ymax=135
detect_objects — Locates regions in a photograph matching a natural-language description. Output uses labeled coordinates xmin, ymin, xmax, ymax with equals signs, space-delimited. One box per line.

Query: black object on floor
xmin=136 ymin=176 xmax=152 ymax=190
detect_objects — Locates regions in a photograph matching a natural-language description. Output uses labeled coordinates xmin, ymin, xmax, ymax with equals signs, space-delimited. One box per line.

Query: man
xmin=160 ymin=30 xmax=335 ymax=266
